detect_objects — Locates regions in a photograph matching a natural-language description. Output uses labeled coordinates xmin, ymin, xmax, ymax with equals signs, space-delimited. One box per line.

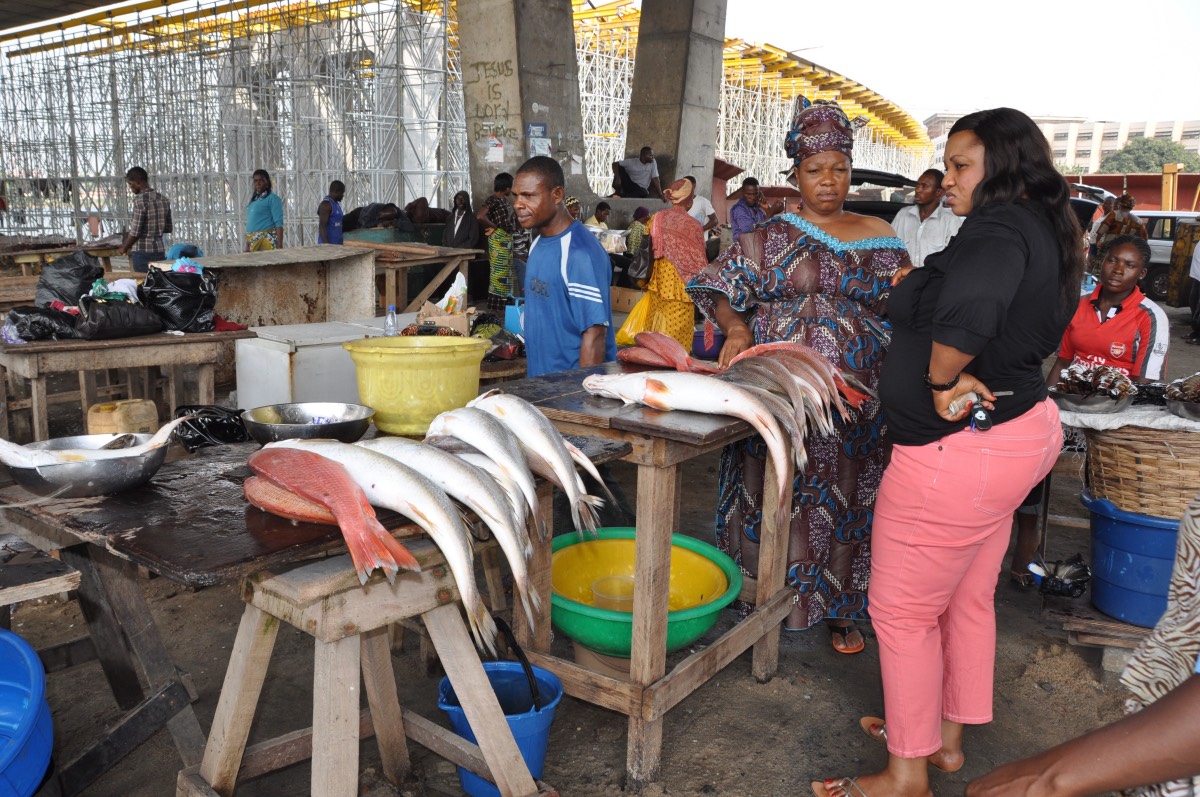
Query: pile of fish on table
xmin=244 ymin=390 xmax=610 ymax=655
xmin=596 ymin=331 xmax=874 ymax=505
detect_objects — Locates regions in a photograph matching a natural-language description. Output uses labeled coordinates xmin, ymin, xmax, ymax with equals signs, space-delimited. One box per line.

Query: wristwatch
xmin=923 ymin=371 xmax=960 ymax=392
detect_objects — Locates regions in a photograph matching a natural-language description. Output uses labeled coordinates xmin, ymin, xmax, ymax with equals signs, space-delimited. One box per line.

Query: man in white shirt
xmin=611 ymin=146 xmax=662 ymax=199
xmin=891 ymin=168 xmax=964 ymax=267
xmin=682 ymin=176 xmax=717 ymax=235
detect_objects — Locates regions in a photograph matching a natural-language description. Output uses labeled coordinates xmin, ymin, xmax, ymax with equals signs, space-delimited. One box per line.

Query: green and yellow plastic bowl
xmin=550 ymin=528 xmax=741 ymax=658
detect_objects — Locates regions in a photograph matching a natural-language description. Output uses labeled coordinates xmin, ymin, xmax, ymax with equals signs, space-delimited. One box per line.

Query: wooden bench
xmin=0 ymin=533 xmax=80 ymax=628
xmin=177 ymin=540 xmax=556 ymax=797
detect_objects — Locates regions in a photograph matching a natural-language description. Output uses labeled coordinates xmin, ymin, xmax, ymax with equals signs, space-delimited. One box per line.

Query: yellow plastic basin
xmin=550 ymin=528 xmax=741 ymax=657
xmin=343 ymin=336 xmax=489 ymax=435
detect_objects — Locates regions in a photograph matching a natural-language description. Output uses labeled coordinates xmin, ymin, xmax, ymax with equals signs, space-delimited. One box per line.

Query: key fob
xmin=971 ymin=404 xmax=993 ymax=431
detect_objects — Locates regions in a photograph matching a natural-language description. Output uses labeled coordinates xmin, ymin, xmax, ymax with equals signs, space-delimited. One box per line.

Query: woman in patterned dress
xmin=687 ymin=99 xmax=911 ymax=651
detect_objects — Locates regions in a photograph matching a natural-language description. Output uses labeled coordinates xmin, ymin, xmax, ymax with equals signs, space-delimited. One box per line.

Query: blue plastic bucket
xmin=1082 ymin=489 xmax=1180 ymax=628
xmin=0 ymin=629 xmax=53 ymax=797
xmin=437 ymin=661 xmax=563 ymax=797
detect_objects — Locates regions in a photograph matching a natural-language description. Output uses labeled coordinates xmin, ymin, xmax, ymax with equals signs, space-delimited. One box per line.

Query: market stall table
xmin=10 ymin=244 xmax=124 ymax=276
xmin=499 ymin=361 xmax=794 ymax=790
xmin=343 ymin=240 xmax=483 ymax=313
xmin=0 ymin=329 xmax=256 ymax=442
xmin=0 ymin=436 xmax=629 ymax=796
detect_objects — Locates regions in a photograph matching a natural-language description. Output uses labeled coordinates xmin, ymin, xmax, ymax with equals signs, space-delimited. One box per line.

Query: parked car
xmin=1134 ymin=210 xmax=1200 ymax=302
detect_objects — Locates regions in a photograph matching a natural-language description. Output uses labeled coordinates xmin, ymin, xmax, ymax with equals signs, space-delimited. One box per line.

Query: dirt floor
xmin=11 ymin=306 xmax=1200 ymax=797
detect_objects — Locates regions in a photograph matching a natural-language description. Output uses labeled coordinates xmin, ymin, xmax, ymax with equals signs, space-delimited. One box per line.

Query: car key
xmin=948 ymin=391 xmax=1013 ymax=431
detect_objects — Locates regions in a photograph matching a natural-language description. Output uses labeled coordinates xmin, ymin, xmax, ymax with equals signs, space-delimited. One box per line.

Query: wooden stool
xmin=177 ymin=539 xmax=554 ymax=797
xmin=0 ymin=534 xmax=80 ymax=630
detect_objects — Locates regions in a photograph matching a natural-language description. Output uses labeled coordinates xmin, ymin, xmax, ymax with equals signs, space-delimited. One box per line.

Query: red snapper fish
xmin=246 ymin=448 xmax=420 ymax=583
xmin=582 ymin=370 xmax=791 ymax=506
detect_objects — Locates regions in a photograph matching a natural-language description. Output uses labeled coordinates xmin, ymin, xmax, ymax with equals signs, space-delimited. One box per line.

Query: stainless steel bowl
xmin=241 ymin=402 xmax=375 ymax=445
xmin=5 ymin=433 xmax=168 ymax=498
xmin=1166 ymin=399 xmax=1200 ymax=422
xmin=1049 ymin=390 xmax=1134 ymax=415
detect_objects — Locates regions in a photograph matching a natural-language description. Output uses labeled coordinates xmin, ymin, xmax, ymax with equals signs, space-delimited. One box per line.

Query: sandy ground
xmin=10 ymin=306 xmax=1200 ymax=797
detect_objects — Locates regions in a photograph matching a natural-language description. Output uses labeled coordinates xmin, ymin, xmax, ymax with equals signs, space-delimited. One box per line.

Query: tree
xmin=1098 ymin=137 xmax=1200 ymax=173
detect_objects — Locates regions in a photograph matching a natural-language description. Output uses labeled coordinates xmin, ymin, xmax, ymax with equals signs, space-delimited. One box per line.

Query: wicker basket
xmin=1085 ymin=426 xmax=1200 ymax=519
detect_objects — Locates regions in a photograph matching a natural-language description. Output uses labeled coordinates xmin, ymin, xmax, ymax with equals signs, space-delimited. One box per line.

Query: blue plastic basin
xmin=1082 ymin=489 xmax=1179 ymax=628
xmin=0 ymin=629 xmax=53 ymax=797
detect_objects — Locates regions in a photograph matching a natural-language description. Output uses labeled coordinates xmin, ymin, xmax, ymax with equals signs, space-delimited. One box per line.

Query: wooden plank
xmin=360 ymin=627 xmax=411 ymax=784
xmin=751 ymin=451 xmax=790 ymax=683
xmin=38 ymin=635 xmax=99 ymax=673
xmin=523 ymin=650 xmax=642 ymax=716
xmin=311 ymin=634 xmax=361 ymax=797
xmin=401 ymin=259 xmax=460 ymax=313
xmin=644 ymin=588 xmax=792 ymax=722
xmin=199 ymin=605 xmax=280 ymax=794
xmin=59 ymin=681 xmax=192 ymax=797
xmin=1069 ymin=631 xmax=1145 ymax=650
xmin=423 ymin=602 xmax=539 ymax=797
xmin=0 ymin=535 xmax=80 ymax=605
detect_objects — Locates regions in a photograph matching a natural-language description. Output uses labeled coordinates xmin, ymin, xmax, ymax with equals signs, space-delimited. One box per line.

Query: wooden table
xmin=0 ymin=436 xmax=629 ymax=795
xmin=500 ymin=361 xmax=794 ymax=790
xmin=0 ymin=330 xmax=255 ymax=442
xmin=344 ymin=241 xmax=483 ymax=314
xmin=9 ymin=245 xmax=125 ymax=276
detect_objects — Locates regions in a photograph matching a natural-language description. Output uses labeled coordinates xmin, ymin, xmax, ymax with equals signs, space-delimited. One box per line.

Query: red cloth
xmin=649 ymin=207 xmax=707 ymax=283
xmin=212 ymin=314 xmax=248 ymax=331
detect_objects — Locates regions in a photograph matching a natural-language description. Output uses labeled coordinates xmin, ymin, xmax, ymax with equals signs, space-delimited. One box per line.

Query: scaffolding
xmin=0 ymin=0 xmax=465 ymax=253
xmin=0 ymin=0 xmax=931 ymax=253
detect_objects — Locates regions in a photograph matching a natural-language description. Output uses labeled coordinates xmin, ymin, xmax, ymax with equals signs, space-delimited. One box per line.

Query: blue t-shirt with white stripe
xmin=523 ymin=220 xmax=616 ymax=377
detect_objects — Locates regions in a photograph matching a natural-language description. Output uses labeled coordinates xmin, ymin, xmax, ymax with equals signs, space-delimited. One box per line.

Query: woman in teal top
xmin=245 ymin=169 xmax=284 ymax=251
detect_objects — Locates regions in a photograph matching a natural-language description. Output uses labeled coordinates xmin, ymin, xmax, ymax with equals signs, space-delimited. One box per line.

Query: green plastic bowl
xmin=550 ymin=528 xmax=742 ymax=658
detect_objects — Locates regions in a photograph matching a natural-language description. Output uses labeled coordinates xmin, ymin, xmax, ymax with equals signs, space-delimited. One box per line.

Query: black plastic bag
xmin=8 ymin=305 xmax=78 ymax=341
xmin=172 ymin=405 xmax=250 ymax=451
xmin=626 ymin=235 xmax=653 ymax=283
xmin=75 ymin=296 xmax=164 ymax=340
xmin=138 ymin=268 xmax=219 ymax=332
xmin=35 ymin=250 xmax=105 ymax=307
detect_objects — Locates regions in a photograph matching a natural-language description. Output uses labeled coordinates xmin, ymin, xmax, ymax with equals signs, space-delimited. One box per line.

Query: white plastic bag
xmin=436 ymin=272 xmax=469 ymax=314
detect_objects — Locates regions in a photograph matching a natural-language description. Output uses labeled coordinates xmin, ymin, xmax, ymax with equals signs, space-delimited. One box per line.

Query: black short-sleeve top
xmin=880 ymin=200 xmax=1073 ymax=446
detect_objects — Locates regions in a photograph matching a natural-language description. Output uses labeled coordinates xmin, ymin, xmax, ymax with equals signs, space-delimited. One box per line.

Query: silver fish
xmin=425 ymin=407 xmax=545 ymax=541
xmin=356 ymin=436 xmax=540 ymax=629
xmin=583 ymin=371 xmax=791 ymax=506
xmin=269 ymin=439 xmax=497 ymax=655
xmin=454 ymin=451 xmax=529 ymax=535
xmin=468 ymin=390 xmax=603 ymax=534
xmin=0 ymin=416 xmax=193 ymax=468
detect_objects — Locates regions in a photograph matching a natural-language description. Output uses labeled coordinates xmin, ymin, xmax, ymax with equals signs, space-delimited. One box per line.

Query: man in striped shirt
xmin=513 ymin=156 xmax=615 ymax=377
xmin=117 ymin=166 xmax=173 ymax=273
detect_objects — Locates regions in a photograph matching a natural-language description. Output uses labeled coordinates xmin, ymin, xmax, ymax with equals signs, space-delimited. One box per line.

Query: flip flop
xmin=830 ymin=623 xmax=865 ymax=655
xmin=811 ymin=777 xmax=868 ymax=797
xmin=1010 ymin=570 xmax=1035 ymax=589
xmin=858 ymin=716 xmax=963 ymax=773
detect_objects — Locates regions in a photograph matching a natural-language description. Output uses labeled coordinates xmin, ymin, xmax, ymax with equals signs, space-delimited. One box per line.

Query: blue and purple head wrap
xmin=783 ymin=97 xmax=854 ymax=166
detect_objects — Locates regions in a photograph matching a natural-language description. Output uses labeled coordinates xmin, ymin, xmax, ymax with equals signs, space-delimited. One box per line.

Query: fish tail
xmin=376 ymin=529 xmax=421 ymax=572
xmin=465 ymin=596 xmax=499 ymax=657
xmin=515 ymin=577 xmax=540 ymax=632
xmin=565 ymin=442 xmax=617 ymax=507
xmin=577 ymin=494 xmax=603 ymax=535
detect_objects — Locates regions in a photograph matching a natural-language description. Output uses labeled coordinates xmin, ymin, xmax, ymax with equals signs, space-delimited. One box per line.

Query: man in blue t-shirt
xmin=513 ymin=156 xmax=616 ymax=377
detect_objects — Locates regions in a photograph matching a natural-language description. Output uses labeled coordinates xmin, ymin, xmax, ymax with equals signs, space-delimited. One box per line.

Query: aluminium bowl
xmin=241 ymin=402 xmax=375 ymax=445
xmin=1049 ymin=390 xmax=1133 ymax=415
xmin=4 ymin=433 xmax=167 ymax=498
xmin=1166 ymin=399 xmax=1200 ymax=422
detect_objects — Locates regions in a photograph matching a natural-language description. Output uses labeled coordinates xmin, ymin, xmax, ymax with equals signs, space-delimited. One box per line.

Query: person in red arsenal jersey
xmin=1050 ymin=235 xmax=1168 ymax=381
xmin=1009 ymin=235 xmax=1169 ymax=588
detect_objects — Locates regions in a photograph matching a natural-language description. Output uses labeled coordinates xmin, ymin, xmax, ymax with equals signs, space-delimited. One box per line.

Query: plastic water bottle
xmin=383 ymin=305 xmax=398 ymax=337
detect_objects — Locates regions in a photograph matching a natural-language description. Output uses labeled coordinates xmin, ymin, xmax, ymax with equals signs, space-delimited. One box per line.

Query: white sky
xmin=726 ymin=0 xmax=1200 ymax=124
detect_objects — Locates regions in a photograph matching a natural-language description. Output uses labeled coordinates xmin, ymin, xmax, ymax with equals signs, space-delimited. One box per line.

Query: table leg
xmin=516 ymin=482 xmax=554 ymax=653
xmin=385 ymin=269 xmax=397 ymax=313
xmin=360 ymin=627 xmax=411 ymax=784
xmin=79 ymin=548 xmax=207 ymax=765
xmin=0 ymin=363 xmax=9 ymax=442
xmin=197 ymin=364 xmax=215 ymax=405
xmin=30 ymin=375 xmax=49 ymax=441
xmin=199 ymin=604 xmax=280 ymax=795
xmin=311 ymin=635 xmax=361 ymax=797
xmin=166 ymin=366 xmax=184 ymax=419
xmin=79 ymin=370 xmax=99 ymax=420
xmin=625 ymin=463 xmax=681 ymax=790
xmin=424 ymin=603 xmax=539 ymax=797
xmin=751 ymin=453 xmax=791 ymax=683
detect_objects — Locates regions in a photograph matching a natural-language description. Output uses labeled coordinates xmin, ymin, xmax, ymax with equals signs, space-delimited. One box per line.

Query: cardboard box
xmin=416 ymin=301 xmax=475 ymax=336
xmin=610 ymin=286 xmax=645 ymax=315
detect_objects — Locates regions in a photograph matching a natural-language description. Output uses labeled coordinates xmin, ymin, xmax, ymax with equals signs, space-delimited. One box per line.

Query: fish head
xmin=467 ymin=389 xmax=501 ymax=408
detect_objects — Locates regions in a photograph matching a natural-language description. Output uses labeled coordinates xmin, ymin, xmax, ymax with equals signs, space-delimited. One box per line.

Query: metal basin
xmin=1166 ymin=399 xmax=1200 ymax=422
xmin=5 ymin=434 xmax=168 ymax=498
xmin=241 ymin=402 xmax=374 ymax=446
xmin=1049 ymin=390 xmax=1134 ymax=415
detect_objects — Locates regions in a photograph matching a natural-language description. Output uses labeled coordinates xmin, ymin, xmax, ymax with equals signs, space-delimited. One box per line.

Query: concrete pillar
xmin=457 ymin=0 xmax=592 ymax=208
xmin=624 ymin=0 xmax=727 ymax=195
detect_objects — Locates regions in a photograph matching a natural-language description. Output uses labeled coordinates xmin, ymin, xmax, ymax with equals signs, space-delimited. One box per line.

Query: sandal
xmin=830 ymin=623 xmax=865 ymax=655
xmin=858 ymin=716 xmax=963 ymax=773
xmin=812 ymin=778 xmax=868 ymax=797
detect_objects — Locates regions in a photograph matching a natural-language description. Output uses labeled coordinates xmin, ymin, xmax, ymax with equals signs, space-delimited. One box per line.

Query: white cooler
xmin=236 ymin=316 xmax=415 ymax=409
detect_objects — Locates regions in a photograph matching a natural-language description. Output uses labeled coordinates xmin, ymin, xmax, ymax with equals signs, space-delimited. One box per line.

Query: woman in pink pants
xmin=815 ymin=107 xmax=1086 ymax=797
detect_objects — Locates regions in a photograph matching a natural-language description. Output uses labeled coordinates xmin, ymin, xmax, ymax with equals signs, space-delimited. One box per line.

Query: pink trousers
xmin=869 ymin=398 xmax=1061 ymax=757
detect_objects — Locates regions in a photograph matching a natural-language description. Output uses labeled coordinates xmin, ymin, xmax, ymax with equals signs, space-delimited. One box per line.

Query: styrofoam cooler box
xmin=237 ymin=316 xmax=418 ymax=409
